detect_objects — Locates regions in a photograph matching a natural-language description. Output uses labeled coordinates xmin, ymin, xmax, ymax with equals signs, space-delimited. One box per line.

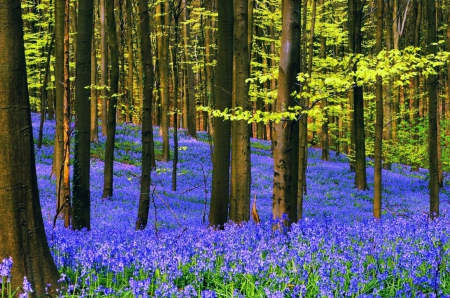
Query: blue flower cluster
xmin=9 ymin=114 xmax=447 ymax=297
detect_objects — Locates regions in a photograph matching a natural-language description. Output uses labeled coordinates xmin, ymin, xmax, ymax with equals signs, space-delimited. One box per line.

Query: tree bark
xmin=54 ymin=0 xmax=65 ymax=220
xmin=136 ymin=0 xmax=155 ymax=230
xmin=100 ymin=0 xmax=108 ymax=136
xmin=272 ymin=0 xmax=301 ymax=225
xmin=230 ymin=0 xmax=251 ymax=224
xmin=209 ymin=0 xmax=233 ymax=229
xmin=73 ymin=0 xmax=93 ymax=230
xmin=102 ymin=0 xmax=120 ymax=199
xmin=374 ymin=0 xmax=383 ymax=219
xmin=349 ymin=0 xmax=367 ymax=190
xmin=427 ymin=0 xmax=439 ymax=218
xmin=0 ymin=1 xmax=60 ymax=294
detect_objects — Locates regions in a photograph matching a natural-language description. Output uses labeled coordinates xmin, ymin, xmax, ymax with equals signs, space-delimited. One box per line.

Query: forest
xmin=0 ymin=0 xmax=450 ymax=297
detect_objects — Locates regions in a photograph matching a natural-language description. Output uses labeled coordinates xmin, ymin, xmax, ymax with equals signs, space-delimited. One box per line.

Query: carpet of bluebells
xmin=2 ymin=113 xmax=450 ymax=297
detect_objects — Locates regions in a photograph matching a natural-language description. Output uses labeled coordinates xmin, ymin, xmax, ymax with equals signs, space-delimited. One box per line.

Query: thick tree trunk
xmin=427 ymin=0 xmax=439 ymax=218
xmin=272 ymin=0 xmax=301 ymax=225
xmin=136 ymin=0 xmax=155 ymax=230
xmin=209 ymin=0 xmax=233 ymax=229
xmin=73 ymin=0 xmax=93 ymax=230
xmin=102 ymin=0 xmax=120 ymax=199
xmin=230 ymin=0 xmax=251 ymax=223
xmin=0 ymin=1 xmax=60 ymax=295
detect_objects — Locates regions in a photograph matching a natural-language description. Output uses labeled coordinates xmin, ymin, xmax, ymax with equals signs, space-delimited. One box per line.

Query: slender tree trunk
xmin=427 ymin=0 xmax=439 ymax=218
xmin=297 ymin=0 xmax=309 ymax=219
xmin=411 ymin=0 xmax=421 ymax=172
xmin=0 ymin=2 xmax=61 ymax=294
xmin=272 ymin=0 xmax=301 ymax=225
xmin=183 ymin=0 xmax=198 ymax=138
xmin=62 ymin=0 xmax=71 ymax=228
xmin=100 ymin=0 xmax=108 ymax=136
xmin=383 ymin=0 xmax=393 ymax=170
xmin=136 ymin=0 xmax=155 ymax=230
xmin=374 ymin=0 xmax=383 ymax=219
xmin=90 ymin=27 xmax=99 ymax=143
xmin=126 ymin=0 xmax=134 ymax=123
xmin=54 ymin=0 xmax=65 ymax=219
xmin=230 ymin=0 xmax=251 ymax=223
xmin=209 ymin=0 xmax=233 ymax=229
xmin=102 ymin=0 xmax=120 ymax=199
xmin=319 ymin=0 xmax=329 ymax=161
xmin=73 ymin=0 xmax=93 ymax=230
xmin=349 ymin=0 xmax=367 ymax=190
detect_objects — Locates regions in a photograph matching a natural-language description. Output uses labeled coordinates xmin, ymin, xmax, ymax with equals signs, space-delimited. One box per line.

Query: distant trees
xmin=19 ymin=0 xmax=450 ymax=227
xmin=0 ymin=1 xmax=60 ymax=294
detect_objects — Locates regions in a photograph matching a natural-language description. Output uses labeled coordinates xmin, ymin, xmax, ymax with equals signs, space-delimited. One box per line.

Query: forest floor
xmin=29 ymin=113 xmax=450 ymax=297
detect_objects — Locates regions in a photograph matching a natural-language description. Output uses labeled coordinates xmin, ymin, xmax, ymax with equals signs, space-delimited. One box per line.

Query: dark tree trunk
xmin=136 ymin=0 xmax=155 ymax=230
xmin=348 ymin=0 xmax=367 ymax=190
xmin=102 ymin=0 xmax=120 ymax=199
xmin=100 ymin=0 xmax=108 ymax=136
xmin=209 ymin=0 xmax=233 ymax=229
xmin=73 ymin=0 xmax=93 ymax=230
xmin=0 ymin=1 xmax=60 ymax=294
xmin=272 ymin=0 xmax=301 ymax=225
xmin=427 ymin=0 xmax=439 ymax=218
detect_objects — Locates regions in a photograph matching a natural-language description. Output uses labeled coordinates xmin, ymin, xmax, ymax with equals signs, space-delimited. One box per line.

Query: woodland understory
xmin=1 ymin=114 xmax=450 ymax=297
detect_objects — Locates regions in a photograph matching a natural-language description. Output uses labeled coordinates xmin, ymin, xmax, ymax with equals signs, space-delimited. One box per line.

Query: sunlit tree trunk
xmin=0 ymin=2 xmax=61 ymax=293
xmin=411 ymin=0 xmax=421 ymax=172
xmin=100 ymin=0 xmax=108 ymax=136
xmin=102 ymin=0 xmax=120 ymax=199
xmin=182 ymin=0 xmax=198 ymax=138
xmin=136 ymin=0 xmax=155 ymax=230
xmin=62 ymin=0 xmax=71 ymax=228
xmin=209 ymin=0 xmax=233 ymax=229
xmin=90 ymin=24 xmax=99 ymax=143
xmin=54 ymin=0 xmax=65 ymax=219
xmin=126 ymin=0 xmax=135 ymax=123
xmin=374 ymin=0 xmax=383 ymax=219
xmin=73 ymin=0 xmax=93 ymax=230
xmin=272 ymin=0 xmax=300 ymax=225
xmin=427 ymin=0 xmax=439 ymax=218
xmin=319 ymin=0 xmax=329 ymax=161
xmin=230 ymin=0 xmax=251 ymax=223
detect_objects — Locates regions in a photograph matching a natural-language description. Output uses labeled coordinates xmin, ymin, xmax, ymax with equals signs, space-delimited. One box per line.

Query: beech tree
xmin=0 ymin=0 xmax=60 ymax=294
xmin=209 ymin=0 xmax=233 ymax=228
xmin=136 ymin=0 xmax=155 ymax=230
xmin=272 ymin=0 xmax=300 ymax=225
xmin=73 ymin=0 xmax=94 ymax=230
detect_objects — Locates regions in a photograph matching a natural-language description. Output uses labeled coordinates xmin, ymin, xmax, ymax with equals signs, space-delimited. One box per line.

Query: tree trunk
xmin=126 ymin=0 xmax=135 ymax=123
xmin=272 ymin=0 xmax=301 ymax=225
xmin=183 ymin=0 xmax=198 ymax=138
xmin=374 ymin=0 xmax=383 ymax=219
xmin=90 ymin=26 xmax=99 ymax=143
xmin=100 ymin=0 xmax=108 ymax=136
xmin=73 ymin=0 xmax=93 ymax=230
xmin=136 ymin=0 xmax=155 ymax=230
xmin=411 ymin=0 xmax=421 ymax=172
xmin=0 ymin=2 xmax=61 ymax=295
xmin=158 ymin=0 xmax=171 ymax=161
xmin=427 ymin=0 xmax=439 ymax=218
xmin=62 ymin=0 xmax=71 ymax=228
xmin=349 ymin=0 xmax=367 ymax=190
xmin=209 ymin=0 xmax=233 ymax=229
xmin=102 ymin=0 xmax=120 ymax=199
xmin=54 ymin=0 xmax=65 ymax=220
xmin=230 ymin=0 xmax=251 ymax=224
